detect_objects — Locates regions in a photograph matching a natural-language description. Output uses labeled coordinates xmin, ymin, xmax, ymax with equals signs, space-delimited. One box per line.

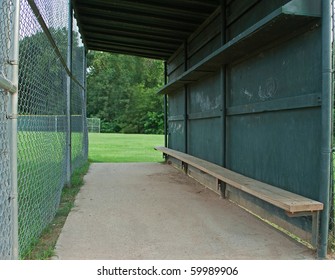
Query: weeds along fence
xmin=0 ymin=0 xmax=88 ymax=259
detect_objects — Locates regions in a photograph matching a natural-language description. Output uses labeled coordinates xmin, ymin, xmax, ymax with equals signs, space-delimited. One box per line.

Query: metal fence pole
xmin=319 ymin=0 xmax=333 ymax=259
xmin=7 ymin=0 xmax=20 ymax=259
xmin=331 ymin=0 xmax=335 ymax=252
xmin=82 ymin=47 xmax=88 ymax=159
xmin=66 ymin=0 xmax=73 ymax=186
xmin=220 ymin=0 xmax=226 ymax=168
xmin=164 ymin=61 xmax=168 ymax=148
xmin=183 ymin=42 xmax=188 ymax=154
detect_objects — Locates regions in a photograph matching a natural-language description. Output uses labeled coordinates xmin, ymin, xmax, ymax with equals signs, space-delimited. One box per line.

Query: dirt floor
xmin=54 ymin=163 xmax=316 ymax=260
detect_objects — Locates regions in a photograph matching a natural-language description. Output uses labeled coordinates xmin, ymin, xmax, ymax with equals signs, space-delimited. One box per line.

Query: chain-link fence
xmin=87 ymin=118 xmax=101 ymax=133
xmin=0 ymin=0 xmax=87 ymax=259
xmin=0 ymin=0 xmax=15 ymax=260
xmin=17 ymin=0 xmax=87 ymax=258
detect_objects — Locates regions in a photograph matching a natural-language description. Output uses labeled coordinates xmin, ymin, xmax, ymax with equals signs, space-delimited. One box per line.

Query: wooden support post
xmin=286 ymin=211 xmax=320 ymax=248
xmin=182 ymin=161 xmax=188 ymax=174
xmin=312 ymin=211 xmax=320 ymax=248
xmin=217 ymin=178 xmax=227 ymax=199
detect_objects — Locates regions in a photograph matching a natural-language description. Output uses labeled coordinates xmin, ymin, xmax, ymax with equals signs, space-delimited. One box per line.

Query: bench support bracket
xmin=286 ymin=211 xmax=320 ymax=248
xmin=217 ymin=179 xmax=227 ymax=199
xmin=181 ymin=161 xmax=188 ymax=174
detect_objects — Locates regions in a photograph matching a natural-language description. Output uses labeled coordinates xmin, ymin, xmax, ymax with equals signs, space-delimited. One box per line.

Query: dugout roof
xmin=71 ymin=0 xmax=220 ymax=59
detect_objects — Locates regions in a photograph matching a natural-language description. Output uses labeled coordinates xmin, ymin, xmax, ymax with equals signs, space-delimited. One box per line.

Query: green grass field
xmin=88 ymin=133 xmax=164 ymax=162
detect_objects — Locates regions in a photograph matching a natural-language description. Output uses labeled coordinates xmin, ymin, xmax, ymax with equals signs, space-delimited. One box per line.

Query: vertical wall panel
xmin=167 ymin=46 xmax=185 ymax=81
xmin=227 ymin=30 xmax=321 ymax=107
xmin=167 ymin=6 xmax=224 ymax=161
xmin=226 ymin=29 xmax=321 ymax=200
xmin=168 ymin=88 xmax=185 ymax=152
xmin=188 ymin=118 xmax=222 ymax=165
xmin=226 ymin=0 xmax=290 ymax=40
xmin=188 ymin=13 xmax=222 ymax=67
xmin=226 ymin=109 xmax=321 ymax=199
xmin=188 ymin=71 xmax=222 ymax=164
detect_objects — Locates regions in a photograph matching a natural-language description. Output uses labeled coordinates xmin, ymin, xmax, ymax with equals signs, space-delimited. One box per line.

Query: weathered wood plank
xmin=155 ymin=146 xmax=323 ymax=213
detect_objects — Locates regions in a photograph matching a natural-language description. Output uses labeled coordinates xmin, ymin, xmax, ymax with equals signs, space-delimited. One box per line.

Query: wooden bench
xmin=155 ymin=146 xmax=323 ymax=247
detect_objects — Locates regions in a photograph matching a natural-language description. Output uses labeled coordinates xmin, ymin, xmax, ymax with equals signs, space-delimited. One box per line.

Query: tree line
xmin=18 ymin=28 xmax=164 ymax=134
xmin=86 ymin=51 xmax=165 ymax=134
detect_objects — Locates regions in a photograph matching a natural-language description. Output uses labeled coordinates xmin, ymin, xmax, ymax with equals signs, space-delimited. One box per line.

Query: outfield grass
xmin=88 ymin=133 xmax=164 ymax=162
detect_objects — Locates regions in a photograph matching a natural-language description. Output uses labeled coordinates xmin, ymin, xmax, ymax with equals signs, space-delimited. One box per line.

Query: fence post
xmin=82 ymin=47 xmax=88 ymax=159
xmin=319 ymin=0 xmax=333 ymax=259
xmin=7 ymin=0 xmax=20 ymax=259
xmin=164 ymin=61 xmax=168 ymax=148
xmin=66 ymin=0 xmax=73 ymax=186
xmin=183 ymin=41 xmax=188 ymax=154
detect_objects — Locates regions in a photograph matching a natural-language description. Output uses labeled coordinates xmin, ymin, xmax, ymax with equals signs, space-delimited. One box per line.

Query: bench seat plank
xmin=155 ymin=146 xmax=323 ymax=213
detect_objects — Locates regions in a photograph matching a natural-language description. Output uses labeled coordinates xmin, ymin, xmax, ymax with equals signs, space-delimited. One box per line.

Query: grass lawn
xmin=88 ymin=133 xmax=164 ymax=162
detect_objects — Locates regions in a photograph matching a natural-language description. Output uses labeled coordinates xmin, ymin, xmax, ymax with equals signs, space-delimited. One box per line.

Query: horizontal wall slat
xmin=168 ymin=115 xmax=185 ymax=121
xmin=188 ymin=110 xmax=222 ymax=120
xmin=188 ymin=15 xmax=221 ymax=58
xmin=227 ymin=93 xmax=321 ymax=116
xmin=226 ymin=0 xmax=260 ymax=26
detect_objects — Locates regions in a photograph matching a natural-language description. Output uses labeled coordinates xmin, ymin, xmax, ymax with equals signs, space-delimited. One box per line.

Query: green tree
xmin=86 ymin=51 xmax=164 ymax=134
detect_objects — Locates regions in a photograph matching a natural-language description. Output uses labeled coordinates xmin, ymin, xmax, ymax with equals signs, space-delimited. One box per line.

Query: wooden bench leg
xmin=181 ymin=161 xmax=188 ymax=174
xmin=286 ymin=211 xmax=320 ymax=248
xmin=217 ymin=179 xmax=227 ymax=199
xmin=311 ymin=211 xmax=319 ymax=248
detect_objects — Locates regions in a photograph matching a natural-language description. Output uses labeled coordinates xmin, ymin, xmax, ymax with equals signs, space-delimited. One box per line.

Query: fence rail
xmin=0 ymin=0 xmax=88 ymax=259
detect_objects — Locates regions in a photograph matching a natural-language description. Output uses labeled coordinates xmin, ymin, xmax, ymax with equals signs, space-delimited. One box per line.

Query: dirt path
xmin=54 ymin=163 xmax=315 ymax=259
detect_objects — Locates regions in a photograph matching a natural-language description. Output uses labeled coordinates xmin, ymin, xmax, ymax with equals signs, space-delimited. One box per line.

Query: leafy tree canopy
xmin=86 ymin=51 xmax=164 ymax=134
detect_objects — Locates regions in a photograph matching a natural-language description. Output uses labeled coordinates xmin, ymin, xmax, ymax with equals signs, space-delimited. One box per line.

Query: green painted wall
xmin=166 ymin=0 xmax=322 ymax=237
